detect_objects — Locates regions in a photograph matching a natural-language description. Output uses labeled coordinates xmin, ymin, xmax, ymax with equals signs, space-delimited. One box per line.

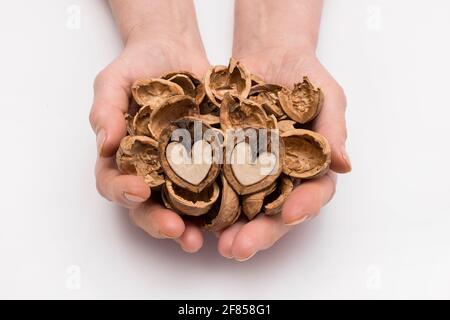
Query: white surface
xmin=0 ymin=0 xmax=449 ymax=299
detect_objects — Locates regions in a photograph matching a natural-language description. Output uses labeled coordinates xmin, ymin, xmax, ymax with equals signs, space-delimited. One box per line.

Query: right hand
xmin=89 ymin=33 xmax=209 ymax=253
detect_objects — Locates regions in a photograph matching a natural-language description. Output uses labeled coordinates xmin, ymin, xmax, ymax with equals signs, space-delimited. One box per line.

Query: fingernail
xmin=341 ymin=146 xmax=352 ymax=172
xmin=285 ymin=214 xmax=310 ymax=226
xmin=235 ymin=251 xmax=257 ymax=262
xmin=124 ymin=192 xmax=147 ymax=204
xmin=96 ymin=129 xmax=106 ymax=156
xmin=159 ymin=230 xmax=178 ymax=239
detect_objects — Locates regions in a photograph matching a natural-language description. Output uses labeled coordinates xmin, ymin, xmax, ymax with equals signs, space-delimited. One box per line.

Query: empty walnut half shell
xmin=242 ymin=182 xmax=277 ymax=220
xmin=279 ymin=77 xmax=323 ymax=124
xmin=248 ymin=84 xmax=286 ymax=119
xmin=263 ymin=175 xmax=294 ymax=216
xmin=131 ymin=78 xmax=184 ymax=109
xmin=223 ymin=128 xmax=284 ymax=195
xmin=281 ymin=129 xmax=331 ymax=179
xmin=116 ymin=135 xmax=165 ymax=189
xmin=161 ymin=71 xmax=205 ymax=105
xmin=205 ymin=58 xmax=251 ymax=107
xmin=163 ymin=179 xmax=220 ymax=216
xmin=203 ymin=175 xmax=240 ymax=232
xmin=149 ymin=95 xmax=199 ymax=140
xmin=159 ymin=117 xmax=222 ymax=193
xmin=220 ymin=93 xmax=275 ymax=131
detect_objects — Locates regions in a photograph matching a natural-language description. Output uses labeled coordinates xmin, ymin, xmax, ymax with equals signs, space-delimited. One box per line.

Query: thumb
xmin=313 ymin=84 xmax=352 ymax=173
xmin=89 ymin=64 xmax=129 ymax=157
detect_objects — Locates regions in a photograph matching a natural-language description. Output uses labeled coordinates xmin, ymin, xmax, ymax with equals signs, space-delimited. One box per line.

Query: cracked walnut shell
xmin=131 ymin=78 xmax=184 ymax=109
xmin=281 ymin=129 xmax=331 ymax=179
xmin=205 ymin=58 xmax=251 ymax=107
xmin=279 ymin=77 xmax=323 ymax=124
xmin=116 ymin=135 xmax=165 ymax=189
xmin=159 ymin=117 xmax=222 ymax=193
xmin=202 ymin=175 xmax=240 ymax=232
xmin=163 ymin=179 xmax=220 ymax=216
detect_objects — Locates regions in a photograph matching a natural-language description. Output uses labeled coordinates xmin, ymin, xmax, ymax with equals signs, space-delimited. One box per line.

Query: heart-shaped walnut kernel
xmin=279 ymin=77 xmax=323 ymax=124
xmin=230 ymin=142 xmax=277 ymax=186
xmin=205 ymin=58 xmax=251 ymax=107
xmin=166 ymin=140 xmax=212 ymax=186
xmin=159 ymin=117 xmax=222 ymax=193
xmin=281 ymin=129 xmax=330 ymax=179
xmin=223 ymin=128 xmax=284 ymax=195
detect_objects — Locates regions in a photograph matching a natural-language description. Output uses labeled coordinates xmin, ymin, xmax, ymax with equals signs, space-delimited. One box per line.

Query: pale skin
xmin=89 ymin=0 xmax=351 ymax=261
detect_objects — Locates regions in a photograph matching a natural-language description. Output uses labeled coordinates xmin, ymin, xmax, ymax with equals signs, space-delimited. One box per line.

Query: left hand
xmin=217 ymin=48 xmax=351 ymax=261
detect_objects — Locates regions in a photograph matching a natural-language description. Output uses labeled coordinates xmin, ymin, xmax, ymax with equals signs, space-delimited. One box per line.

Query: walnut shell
xmin=116 ymin=135 xmax=165 ymax=189
xmin=279 ymin=77 xmax=323 ymax=124
xmin=161 ymin=71 xmax=206 ymax=105
xmin=204 ymin=58 xmax=251 ymax=107
xmin=159 ymin=117 xmax=222 ymax=193
xmin=125 ymin=98 xmax=141 ymax=135
xmin=242 ymin=182 xmax=277 ymax=220
xmin=133 ymin=105 xmax=152 ymax=136
xmin=220 ymin=93 xmax=275 ymax=131
xmin=248 ymin=84 xmax=286 ymax=119
xmin=250 ymin=74 xmax=265 ymax=86
xmin=203 ymin=175 xmax=240 ymax=232
xmin=281 ymin=129 xmax=331 ymax=179
xmin=277 ymin=120 xmax=297 ymax=133
xmin=263 ymin=175 xmax=294 ymax=216
xmin=149 ymin=95 xmax=199 ymax=140
xmin=223 ymin=128 xmax=285 ymax=195
xmin=131 ymin=78 xmax=184 ymax=109
xmin=163 ymin=179 xmax=220 ymax=216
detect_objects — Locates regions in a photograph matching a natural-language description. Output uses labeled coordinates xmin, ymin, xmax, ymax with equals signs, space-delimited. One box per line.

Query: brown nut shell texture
xmin=163 ymin=179 xmax=220 ymax=216
xmin=131 ymin=78 xmax=184 ymax=109
xmin=159 ymin=117 xmax=222 ymax=193
xmin=205 ymin=58 xmax=251 ymax=107
xmin=223 ymin=128 xmax=285 ymax=195
xmin=279 ymin=77 xmax=323 ymax=124
xmin=161 ymin=71 xmax=206 ymax=105
xmin=203 ymin=174 xmax=240 ymax=232
xmin=281 ymin=129 xmax=331 ymax=179
xmin=248 ymin=84 xmax=286 ymax=119
xmin=220 ymin=93 xmax=276 ymax=131
xmin=115 ymin=62 xmax=331 ymax=230
xmin=116 ymin=135 xmax=165 ymax=189
xmin=149 ymin=95 xmax=199 ymax=140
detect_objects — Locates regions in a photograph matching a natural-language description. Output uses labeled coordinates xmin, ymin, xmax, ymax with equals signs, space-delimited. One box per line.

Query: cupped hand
xmin=218 ymin=48 xmax=351 ymax=261
xmin=89 ymin=36 xmax=209 ymax=253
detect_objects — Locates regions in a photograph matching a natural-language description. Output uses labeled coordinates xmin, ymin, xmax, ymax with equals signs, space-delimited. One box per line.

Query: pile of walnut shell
xmin=116 ymin=59 xmax=331 ymax=232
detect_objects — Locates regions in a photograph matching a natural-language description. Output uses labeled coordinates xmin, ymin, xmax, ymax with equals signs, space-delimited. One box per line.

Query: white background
xmin=0 ymin=0 xmax=449 ymax=299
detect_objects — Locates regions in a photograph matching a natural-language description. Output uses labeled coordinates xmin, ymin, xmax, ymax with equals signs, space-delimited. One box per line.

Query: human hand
xmin=217 ymin=46 xmax=351 ymax=261
xmin=89 ymin=1 xmax=209 ymax=253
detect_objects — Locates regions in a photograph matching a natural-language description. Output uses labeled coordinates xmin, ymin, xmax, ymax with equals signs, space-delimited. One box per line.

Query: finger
xmin=217 ymin=221 xmax=246 ymax=259
xmin=89 ymin=62 xmax=130 ymax=157
xmin=231 ymin=215 xmax=291 ymax=262
xmin=282 ymin=172 xmax=337 ymax=225
xmin=313 ymin=83 xmax=352 ymax=173
xmin=175 ymin=221 xmax=204 ymax=253
xmin=129 ymin=202 xmax=185 ymax=239
xmin=95 ymin=157 xmax=150 ymax=208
